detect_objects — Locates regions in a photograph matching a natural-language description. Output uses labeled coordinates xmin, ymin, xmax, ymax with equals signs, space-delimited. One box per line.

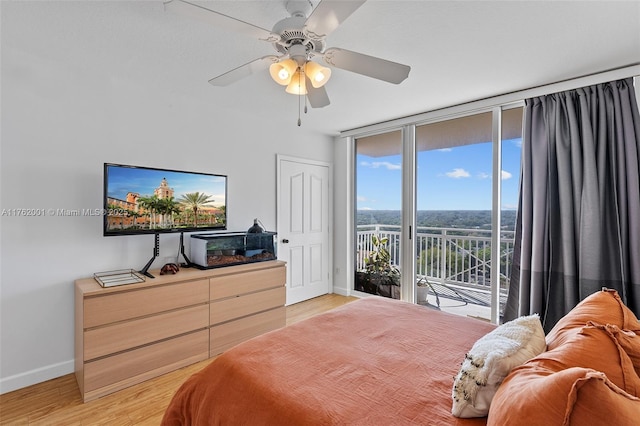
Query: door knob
xmin=282 ymin=239 xmax=289 ymax=244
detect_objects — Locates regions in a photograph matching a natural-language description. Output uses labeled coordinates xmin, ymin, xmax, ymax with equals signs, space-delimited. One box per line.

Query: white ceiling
xmin=4 ymin=1 xmax=640 ymax=135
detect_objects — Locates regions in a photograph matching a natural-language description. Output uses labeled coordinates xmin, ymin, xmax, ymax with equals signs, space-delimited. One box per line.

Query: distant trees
xmin=356 ymin=210 xmax=517 ymax=231
xmin=418 ymin=244 xmax=469 ymax=281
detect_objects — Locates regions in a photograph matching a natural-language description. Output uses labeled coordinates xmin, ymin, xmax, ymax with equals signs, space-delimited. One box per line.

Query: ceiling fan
xmin=165 ymin=0 xmax=411 ymax=123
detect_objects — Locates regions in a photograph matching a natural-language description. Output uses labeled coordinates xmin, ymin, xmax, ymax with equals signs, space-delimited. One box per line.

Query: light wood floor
xmin=0 ymin=293 xmax=358 ymax=426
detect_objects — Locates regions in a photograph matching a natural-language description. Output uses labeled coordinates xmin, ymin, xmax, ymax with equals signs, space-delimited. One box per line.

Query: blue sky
xmin=106 ymin=165 xmax=227 ymax=207
xmin=357 ymin=138 xmax=522 ymax=210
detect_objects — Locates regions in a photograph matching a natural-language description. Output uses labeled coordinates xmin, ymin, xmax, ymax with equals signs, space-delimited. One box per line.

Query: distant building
xmin=154 ymin=178 xmax=174 ymax=199
xmin=106 ymin=179 xmax=171 ymax=229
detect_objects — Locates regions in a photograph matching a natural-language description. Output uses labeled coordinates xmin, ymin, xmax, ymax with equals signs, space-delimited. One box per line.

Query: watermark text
xmin=1 ymin=208 xmax=127 ymax=217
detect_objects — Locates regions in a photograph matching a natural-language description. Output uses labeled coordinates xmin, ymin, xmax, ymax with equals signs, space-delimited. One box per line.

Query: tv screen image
xmin=104 ymin=163 xmax=227 ymax=236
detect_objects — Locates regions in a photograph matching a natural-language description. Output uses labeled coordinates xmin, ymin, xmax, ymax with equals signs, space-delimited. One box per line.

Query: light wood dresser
xmin=75 ymin=260 xmax=286 ymax=402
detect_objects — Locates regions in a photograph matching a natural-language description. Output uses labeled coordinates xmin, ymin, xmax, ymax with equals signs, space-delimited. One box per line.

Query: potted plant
xmin=416 ymin=276 xmax=442 ymax=310
xmin=355 ymin=234 xmax=400 ymax=299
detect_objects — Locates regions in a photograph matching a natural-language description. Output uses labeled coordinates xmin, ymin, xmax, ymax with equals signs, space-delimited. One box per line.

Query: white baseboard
xmin=0 ymin=360 xmax=74 ymax=394
xmin=332 ymin=286 xmax=349 ymax=296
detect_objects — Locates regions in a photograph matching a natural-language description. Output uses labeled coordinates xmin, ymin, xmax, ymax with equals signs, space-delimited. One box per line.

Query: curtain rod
xmin=340 ymin=63 xmax=640 ymax=138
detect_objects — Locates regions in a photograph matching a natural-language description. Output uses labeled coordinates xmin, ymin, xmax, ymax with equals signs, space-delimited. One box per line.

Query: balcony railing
xmin=356 ymin=225 xmax=514 ymax=308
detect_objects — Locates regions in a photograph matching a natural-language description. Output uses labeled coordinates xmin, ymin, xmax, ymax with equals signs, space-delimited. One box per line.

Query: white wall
xmin=0 ymin=2 xmax=333 ymax=393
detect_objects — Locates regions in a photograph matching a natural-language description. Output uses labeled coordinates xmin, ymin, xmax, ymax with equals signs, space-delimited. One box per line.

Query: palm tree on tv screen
xmin=127 ymin=208 xmax=141 ymax=229
xmin=178 ymin=192 xmax=214 ymax=228
xmin=157 ymin=196 xmax=181 ymax=228
xmin=137 ymin=195 xmax=161 ymax=229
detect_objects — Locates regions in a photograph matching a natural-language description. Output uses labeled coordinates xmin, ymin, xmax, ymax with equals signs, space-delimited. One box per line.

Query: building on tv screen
xmin=105 ymin=165 xmax=226 ymax=234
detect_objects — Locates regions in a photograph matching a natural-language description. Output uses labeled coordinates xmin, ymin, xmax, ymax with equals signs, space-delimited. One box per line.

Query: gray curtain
xmin=505 ymin=78 xmax=640 ymax=332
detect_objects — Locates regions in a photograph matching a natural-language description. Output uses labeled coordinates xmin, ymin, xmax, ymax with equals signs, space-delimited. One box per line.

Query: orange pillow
xmin=487 ymin=290 xmax=640 ymax=425
xmin=526 ymin=324 xmax=640 ymax=395
xmin=487 ymin=366 xmax=640 ymax=426
xmin=546 ymin=289 xmax=640 ymax=349
xmin=589 ymin=322 xmax=640 ymax=380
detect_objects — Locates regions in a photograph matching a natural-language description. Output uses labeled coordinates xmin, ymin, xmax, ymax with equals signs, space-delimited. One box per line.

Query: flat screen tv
xmin=103 ymin=163 xmax=227 ymax=236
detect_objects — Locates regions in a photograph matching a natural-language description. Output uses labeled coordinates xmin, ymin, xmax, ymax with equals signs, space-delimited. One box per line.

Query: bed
xmin=164 ymin=289 xmax=640 ymax=425
xmin=161 ymin=296 xmax=496 ymax=425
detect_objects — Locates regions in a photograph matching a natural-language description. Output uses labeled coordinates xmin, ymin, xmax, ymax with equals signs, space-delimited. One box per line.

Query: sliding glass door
xmin=353 ymin=107 xmax=522 ymax=324
xmin=415 ymin=112 xmax=494 ymax=317
xmin=354 ymin=130 xmax=403 ymax=299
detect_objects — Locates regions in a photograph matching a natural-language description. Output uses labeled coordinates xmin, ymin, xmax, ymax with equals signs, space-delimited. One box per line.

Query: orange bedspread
xmin=162 ymin=297 xmax=495 ymax=425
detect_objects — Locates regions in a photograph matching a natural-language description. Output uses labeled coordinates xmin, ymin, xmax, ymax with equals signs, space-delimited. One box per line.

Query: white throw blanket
xmin=451 ymin=313 xmax=547 ymax=418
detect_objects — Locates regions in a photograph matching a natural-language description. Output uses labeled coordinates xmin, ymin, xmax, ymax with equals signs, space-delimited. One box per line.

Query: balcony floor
xmin=417 ymin=280 xmax=506 ymax=323
xmin=420 ymin=294 xmax=493 ymax=322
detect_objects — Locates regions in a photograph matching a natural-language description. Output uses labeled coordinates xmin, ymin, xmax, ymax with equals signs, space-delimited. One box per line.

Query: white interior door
xmin=277 ymin=156 xmax=331 ymax=305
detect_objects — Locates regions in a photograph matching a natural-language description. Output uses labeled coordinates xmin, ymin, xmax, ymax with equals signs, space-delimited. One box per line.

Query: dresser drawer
xmin=210 ymin=286 xmax=285 ymax=325
xmin=210 ymin=306 xmax=285 ymax=356
xmin=83 ymin=329 xmax=209 ymax=398
xmin=84 ymin=304 xmax=209 ymax=361
xmin=210 ymin=267 xmax=285 ymax=301
xmin=84 ymin=279 xmax=209 ymax=328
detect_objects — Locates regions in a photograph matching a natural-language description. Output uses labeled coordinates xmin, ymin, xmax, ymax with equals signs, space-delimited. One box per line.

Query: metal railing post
xmin=440 ymin=229 xmax=447 ymax=286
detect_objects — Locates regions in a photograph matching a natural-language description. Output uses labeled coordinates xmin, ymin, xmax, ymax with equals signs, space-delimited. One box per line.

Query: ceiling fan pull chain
xmin=297 ymin=65 xmax=305 ymax=126
xmin=298 ymin=90 xmax=302 ymax=126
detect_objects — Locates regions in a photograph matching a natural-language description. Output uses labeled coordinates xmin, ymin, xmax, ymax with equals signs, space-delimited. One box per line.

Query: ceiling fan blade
xmin=305 ymin=76 xmax=331 ymax=108
xmin=209 ymin=56 xmax=279 ymax=86
xmin=165 ymin=0 xmax=279 ymax=42
xmin=323 ymin=47 xmax=410 ymax=84
xmin=304 ymin=0 xmax=367 ymax=39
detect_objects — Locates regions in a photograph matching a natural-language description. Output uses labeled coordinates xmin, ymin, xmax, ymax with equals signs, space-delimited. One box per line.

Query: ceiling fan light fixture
xmin=304 ymin=61 xmax=331 ymax=88
xmin=172 ymin=0 xmax=413 ymax=120
xmin=269 ymin=59 xmax=297 ymax=86
xmin=285 ymin=69 xmax=307 ymax=95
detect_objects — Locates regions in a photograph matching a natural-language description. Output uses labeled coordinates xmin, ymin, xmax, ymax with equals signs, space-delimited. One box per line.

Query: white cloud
xmin=445 ymin=168 xmax=470 ymax=178
xmin=437 ymin=148 xmax=453 ymax=152
xmin=476 ymin=171 xmax=513 ymax=180
xmin=360 ymin=161 xmax=401 ymax=170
